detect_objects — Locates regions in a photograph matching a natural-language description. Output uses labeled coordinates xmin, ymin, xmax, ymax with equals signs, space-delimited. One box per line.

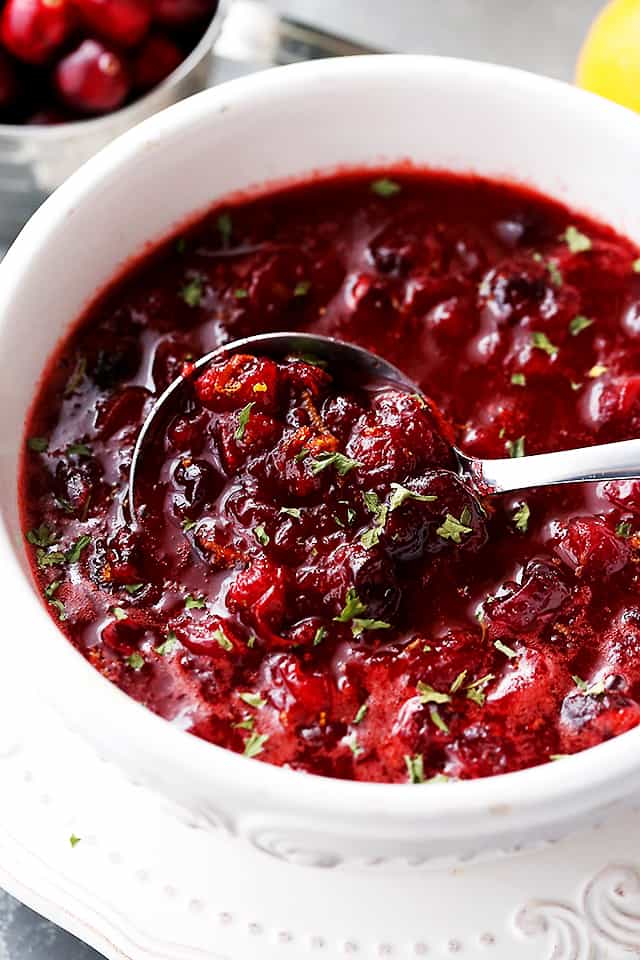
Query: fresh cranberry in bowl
xmin=54 ymin=39 xmax=130 ymax=113
xmin=71 ymin=0 xmax=152 ymax=47
xmin=1 ymin=0 xmax=73 ymax=65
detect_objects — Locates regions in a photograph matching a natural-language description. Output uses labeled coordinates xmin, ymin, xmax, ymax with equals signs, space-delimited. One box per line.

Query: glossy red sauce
xmin=20 ymin=170 xmax=640 ymax=783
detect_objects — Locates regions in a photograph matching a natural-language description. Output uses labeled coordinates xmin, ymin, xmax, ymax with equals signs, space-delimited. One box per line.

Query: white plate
xmin=1 ymin=656 xmax=640 ymax=960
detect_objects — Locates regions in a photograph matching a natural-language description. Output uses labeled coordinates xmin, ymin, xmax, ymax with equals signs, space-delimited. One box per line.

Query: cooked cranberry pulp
xmin=21 ymin=171 xmax=640 ymax=783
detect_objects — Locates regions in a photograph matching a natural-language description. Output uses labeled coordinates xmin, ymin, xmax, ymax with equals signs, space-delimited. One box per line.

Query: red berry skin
xmin=152 ymin=0 xmax=217 ymax=26
xmin=1 ymin=0 xmax=73 ymax=65
xmin=0 ymin=51 xmax=18 ymax=109
xmin=54 ymin=39 xmax=130 ymax=114
xmin=72 ymin=0 xmax=152 ymax=48
xmin=132 ymin=33 xmax=182 ymax=91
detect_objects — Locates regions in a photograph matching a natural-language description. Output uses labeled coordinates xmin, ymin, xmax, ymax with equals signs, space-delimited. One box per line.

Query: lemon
xmin=576 ymin=0 xmax=640 ymax=112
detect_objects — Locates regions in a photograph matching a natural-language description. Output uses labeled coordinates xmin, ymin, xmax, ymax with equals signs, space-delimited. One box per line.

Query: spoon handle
xmin=459 ymin=439 xmax=640 ymax=494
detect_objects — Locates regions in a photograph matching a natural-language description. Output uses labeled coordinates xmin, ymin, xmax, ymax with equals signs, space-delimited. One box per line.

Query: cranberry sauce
xmin=20 ymin=171 xmax=640 ymax=783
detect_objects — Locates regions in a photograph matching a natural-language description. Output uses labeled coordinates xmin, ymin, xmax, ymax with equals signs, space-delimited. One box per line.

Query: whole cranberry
xmin=1 ymin=0 xmax=72 ymax=65
xmin=152 ymin=0 xmax=217 ymax=26
xmin=133 ymin=33 xmax=182 ymax=92
xmin=0 ymin=51 xmax=18 ymax=109
xmin=72 ymin=0 xmax=152 ymax=47
xmin=54 ymin=39 xmax=130 ymax=114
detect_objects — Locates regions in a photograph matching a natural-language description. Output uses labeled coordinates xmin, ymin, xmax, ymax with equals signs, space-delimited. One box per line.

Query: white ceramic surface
xmin=2 ymin=55 xmax=640 ymax=870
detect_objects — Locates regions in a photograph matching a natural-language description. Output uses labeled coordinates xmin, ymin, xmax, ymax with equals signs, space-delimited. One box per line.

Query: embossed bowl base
xmin=1 ymin=666 xmax=640 ymax=960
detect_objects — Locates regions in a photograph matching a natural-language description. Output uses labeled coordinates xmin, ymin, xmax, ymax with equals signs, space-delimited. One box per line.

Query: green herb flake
xmin=465 ymin=673 xmax=495 ymax=706
xmin=573 ymin=674 xmax=607 ymax=697
xmin=185 ymin=594 xmax=206 ymax=610
xmin=234 ymin=288 xmax=249 ymax=299
xmin=69 ymin=834 xmax=81 ymax=848
xmin=26 ymin=525 xmax=58 ymax=548
xmin=239 ymin=691 xmax=266 ymax=709
xmin=506 ymin=435 xmax=526 ymax=459
xmin=416 ymin=681 xmax=451 ymax=705
xmin=213 ymin=628 xmax=233 ymax=652
xmin=351 ymin=618 xmax=391 ymax=638
xmin=588 ymin=364 xmax=608 ymax=379
xmin=547 ymin=259 xmax=563 ymax=287
xmin=294 ymin=280 xmax=311 ymax=297
xmin=253 ymin=524 xmax=270 ymax=547
xmin=436 ymin=512 xmax=473 ymax=543
xmin=334 ymin=588 xmax=367 ymax=623
xmin=513 ymin=502 xmax=531 ymax=533
xmin=155 ymin=631 xmax=178 ymax=656
xmin=124 ymin=583 xmax=144 ymax=595
xmin=353 ymin=703 xmax=368 ymax=725
xmin=569 ymin=315 xmax=593 ymax=336
xmin=345 ymin=733 xmax=364 ymax=757
xmin=531 ymin=331 xmax=558 ymax=358
xmin=112 ymin=606 xmax=127 ymax=621
xmin=126 ymin=652 xmax=145 ymax=671
xmin=313 ymin=625 xmax=327 ymax=646
xmin=563 ymin=225 xmax=592 ymax=253
xmin=234 ymin=717 xmax=255 ymax=731
xmin=243 ymin=731 xmax=268 ymax=758
xmin=310 ymin=451 xmax=362 ymax=476
xmin=233 ymin=402 xmax=255 ymax=442
xmin=181 ymin=277 xmax=204 ymax=308
xmin=511 ymin=373 xmax=526 ymax=387
xmin=217 ymin=212 xmax=232 ymax=243
xmin=48 ymin=597 xmax=67 ymax=620
xmin=36 ymin=548 xmax=66 ymax=569
xmin=450 ymin=670 xmax=467 ymax=694
xmin=66 ymin=535 xmax=91 ymax=564
xmin=279 ymin=507 xmax=302 ymax=520
xmin=44 ymin=579 xmax=61 ymax=599
xmin=27 ymin=436 xmax=48 ymax=452
xmin=549 ymin=754 xmax=569 ymax=761
xmin=67 ymin=443 xmax=91 ymax=458
xmin=247 ymin=633 xmax=258 ymax=649
xmin=64 ymin=356 xmax=87 ymax=397
xmin=389 ymin=482 xmax=437 ymax=512
xmin=494 ymin=639 xmax=518 ymax=660
xmin=371 ymin=177 xmax=401 ymax=198
xmin=405 ymin=753 xmax=425 ymax=784
xmin=182 ymin=519 xmax=196 ymax=532
xmin=429 ymin=705 xmax=449 ymax=734
xmin=360 ymin=526 xmax=382 ymax=549
xmin=617 ymin=520 xmax=633 ymax=539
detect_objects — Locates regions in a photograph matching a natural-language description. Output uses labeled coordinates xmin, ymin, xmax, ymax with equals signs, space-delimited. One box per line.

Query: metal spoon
xmin=128 ymin=331 xmax=640 ymax=519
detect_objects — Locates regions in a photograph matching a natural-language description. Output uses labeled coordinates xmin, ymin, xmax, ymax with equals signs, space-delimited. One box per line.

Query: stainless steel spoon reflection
xmin=128 ymin=332 xmax=640 ymax=521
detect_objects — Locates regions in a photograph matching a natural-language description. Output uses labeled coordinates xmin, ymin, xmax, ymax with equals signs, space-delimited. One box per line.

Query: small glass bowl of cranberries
xmin=0 ymin=0 xmax=224 ymax=245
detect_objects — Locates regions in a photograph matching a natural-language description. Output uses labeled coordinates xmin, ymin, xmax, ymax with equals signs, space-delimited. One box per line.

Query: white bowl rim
xmin=4 ymin=53 xmax=640 ymax=833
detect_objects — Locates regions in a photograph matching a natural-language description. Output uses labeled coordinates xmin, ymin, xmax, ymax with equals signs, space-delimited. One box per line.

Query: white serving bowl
xmin=2 ymin=55 xmax=640 ymax=871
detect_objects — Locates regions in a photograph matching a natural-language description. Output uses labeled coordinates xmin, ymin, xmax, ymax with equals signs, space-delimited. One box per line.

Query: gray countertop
xmin=0 ymin=0 xmax=605 ymax=955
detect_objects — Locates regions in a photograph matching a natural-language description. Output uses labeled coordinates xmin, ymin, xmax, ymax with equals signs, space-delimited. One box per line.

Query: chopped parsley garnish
xmin=310 ymin=451 xmax=362 ymax=476
xmin=48 ymin=596 xmax=66 ymax=620
xmin=253 ymin=524 xmax=270 ymax=546
xmin=563 ymin=225 xmax=592 ymax=253
xmin=345 ymin=733 xmax=364 ymax=757
xmin=506 ymin=435 xmax=526 ymax=459
xmin=181 ymin=276 xmax=204 ymax=307
xmin=353 ymin=703 xmax=368 ymax=724
xmin=294 ymin=280 xmax=311 ymax=297
xmin=360 ymin=527 xmax=382 ymax=549
xmin=26 ymin=525 xmax=57 ymax=548
xmin=234 ymin=288 xmax=249 ymax=299
xmin=633 ymin=258 xmax=640 ymax=274
xmin=351 ymin=617 xmax=390 ymax=638
xmin=494 ymin=639 xmax=518 ymax=659
xmin=112 ymin=606 xmax=127 ymax=621
xmin=313 ymin=625 xmax=327 ymax=646
xmin=363 ymin=490 xmax=382 ymax=516
xmin=588 ymin=364 xmax=607 ymax=378
xmin=573 ymin=675 xmax=607 ymax=697
xmin=569 ymin=315 xmax=593 ymax=336
xmin=155 ymin=631 xmax=178 ymax=656
xmin=182 ymin=519 xmax=196 ymax=532
xmin=371 ymin=177 xmax=401 ymax=197
xmin=547 ymin=259 xmax=563 ymax=287
xmin=511 ymin=372 xmax=526 ymax=387
xmin=531 ymin=331 xmax=558 ymax=357
xmin=36 ymin=548 xmax=66 ymax=568
xmin=247 ymin=633 xmax=257 ymax=649
xmin=389 ymin=482 xmax=437 ymax=512
xmin=64 ymin=356 xmax=87 ymax=397
xmin=360 ymin=491 xmax=388 ymax=548
xmin=235 ymin=718 xmax=255 ymax=731
xmin=124 ymin=583 xmax=144 ymax=595
xmin=67 ymin=443 xmax=91 ymax=458
xmin=69 ymin=834 xmax=81 ymax=848
xmin=213 ymin=628 xmax=233 ymax=652
xmin=239 ymin=691 xmax=266 ymax=709
xmin=449 ymin=670 xmax=467 ymax=694
xmin=334 ymin=588 xmax=367 ymax=623
xmin=513 ymin=502 xmax=530 ymax=533
xmin=279 ymin=507 xmax=302 ymax=520
xmin=27 ymin=436 xmax=48 ymax=452
xmin=66 ymin=535 xmax=91 ymax=564
xmin=465 ymin=673 xmax=495 ymax=706
xmin=217 ymin=212 xmax=232 ymax=243
xmin=429 ymin=705 xmax=449 ymax=734
xmin=234 ymin=402 xmax=254 ymax=441
xmin=243 ymin=731 xmax=268 ymax=758
xmin=126 ymin=652 xmax=145 ymax=671
xmin=416 ymin=681 xmax=451 ymax=705
xmin=616 ymin=520 xmax=633 ymax=539
xmin=185 ymin=594 xmax=206 ymax=610
xmin=405 ymin=753 xmax=425 ymax=784
xmin=436 ymin=509 xmax=472 ymax=543
xmin=44 ymin=579 xmax=61 ymax=599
